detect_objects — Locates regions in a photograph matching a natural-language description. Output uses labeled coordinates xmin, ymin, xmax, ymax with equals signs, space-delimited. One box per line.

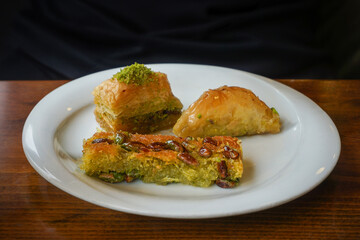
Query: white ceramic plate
xmin=22 ymin=64 xmax=340 ymax=219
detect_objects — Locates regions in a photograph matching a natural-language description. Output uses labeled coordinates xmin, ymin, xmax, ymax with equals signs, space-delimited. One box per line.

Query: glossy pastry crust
xmin=93 ymin=72 xmax=183 ymax=133
xmin=80 ymin=131 xmax=243 ymax=188
xmin=173 ymin=85 xmax=281 ymax=137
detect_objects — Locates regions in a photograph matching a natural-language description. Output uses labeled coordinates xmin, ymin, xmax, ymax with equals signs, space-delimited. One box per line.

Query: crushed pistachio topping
xmin=271 ymin=107 xmax=279 ymax=115
xmin=197 ymin=113 xmax=202 ymax=119
xmin=113 ymin=62 xmax=156 ymax=85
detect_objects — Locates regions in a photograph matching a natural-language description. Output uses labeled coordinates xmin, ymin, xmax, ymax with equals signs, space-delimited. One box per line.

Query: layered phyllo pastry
xmin=93 ymin=63 xmax=183 ymax=133
xmin=173 ymin=85 xmax=280 ymax=137
xmin=81 ymin=130 xmax=243 ymax=188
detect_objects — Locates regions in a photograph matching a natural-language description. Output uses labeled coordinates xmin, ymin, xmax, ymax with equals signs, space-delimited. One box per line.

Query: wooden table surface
xmin=0 ymin=79 xmax=359 ymax=239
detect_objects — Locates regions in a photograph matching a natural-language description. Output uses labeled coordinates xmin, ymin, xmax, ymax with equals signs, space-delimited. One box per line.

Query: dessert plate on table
xmin=22 ymin=64 xmax=341 ymax=219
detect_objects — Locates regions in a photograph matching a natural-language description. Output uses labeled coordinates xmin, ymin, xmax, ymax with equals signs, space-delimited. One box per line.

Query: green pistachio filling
xmin=125 ymin=109 xmax=181 ymax=132
xmin=271 ymin=107 xmax=279 ymax=115
xmin=113 ymin=62 xmax=156 ymax=85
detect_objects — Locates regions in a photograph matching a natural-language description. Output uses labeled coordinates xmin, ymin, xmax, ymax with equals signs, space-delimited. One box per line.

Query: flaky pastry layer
xmin=173 ymin=85 xmax=281 ymax=137
xmin=80 ymin=131 xmax=243 ymax=188
xmin=92 ymin=72 xmax=183 ymax=133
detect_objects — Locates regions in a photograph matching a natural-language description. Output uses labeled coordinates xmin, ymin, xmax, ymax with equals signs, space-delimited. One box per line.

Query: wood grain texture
xmin=0 ymin=80 xmax=359 ymax=240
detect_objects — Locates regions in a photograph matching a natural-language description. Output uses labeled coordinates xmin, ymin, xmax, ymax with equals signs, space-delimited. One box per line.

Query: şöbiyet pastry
xmin=173 ymin=85 xmax=280 ymax=138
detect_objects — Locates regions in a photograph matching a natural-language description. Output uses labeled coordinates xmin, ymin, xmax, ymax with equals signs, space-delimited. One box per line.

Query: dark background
xmin=0 ymin=1 xmax=30 ymax=55
xmin=0 ymin=0 xmax=359 ymax=80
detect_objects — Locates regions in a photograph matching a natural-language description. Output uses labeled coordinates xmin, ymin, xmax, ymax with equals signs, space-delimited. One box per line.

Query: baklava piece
xmin=173 ymin=85 xmax=280 ymax=137
xmin=80 ymin=130 xmax=243 ymax=188
xmin=93 ymin=63 xmax=183 ymax=133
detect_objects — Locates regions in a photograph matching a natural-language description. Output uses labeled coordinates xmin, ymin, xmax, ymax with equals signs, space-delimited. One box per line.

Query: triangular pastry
xmin=173 ymin=85 xmax=280 ymax=137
